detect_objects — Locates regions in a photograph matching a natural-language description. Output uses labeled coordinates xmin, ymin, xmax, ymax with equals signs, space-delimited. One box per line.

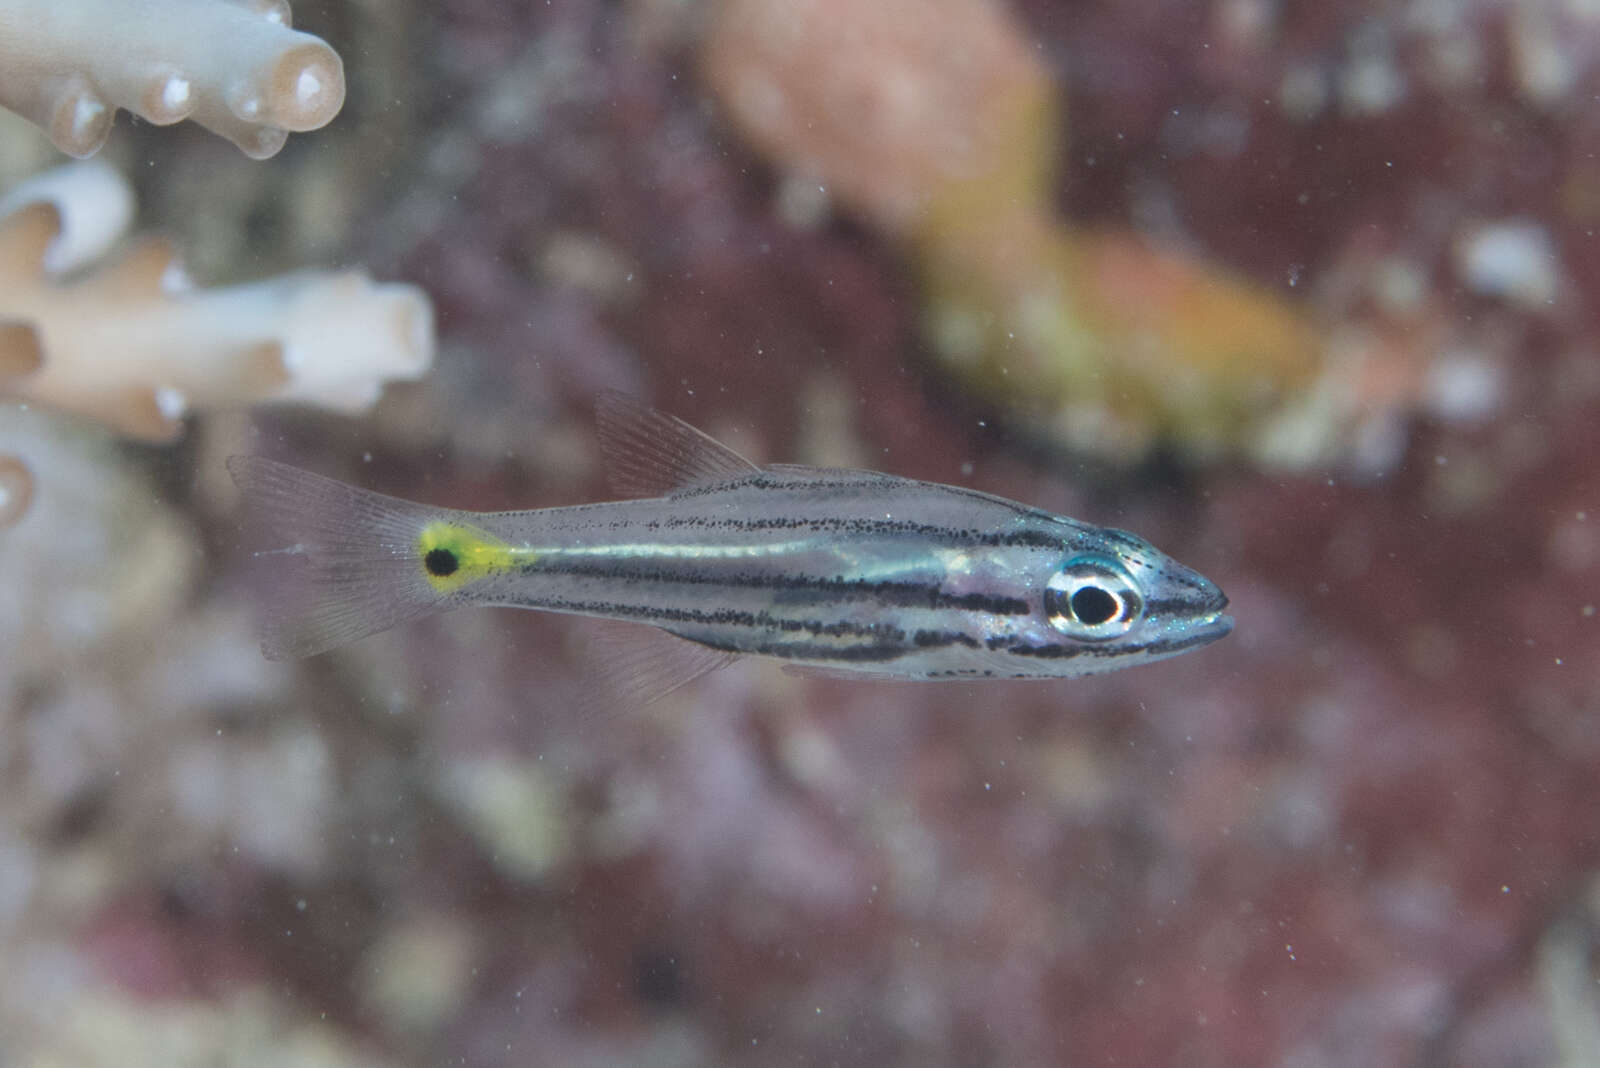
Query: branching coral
xmin=0 ymin=161 xmax=434 ymax=442
xmin=0 ymin=0 xmax=344 ymax=159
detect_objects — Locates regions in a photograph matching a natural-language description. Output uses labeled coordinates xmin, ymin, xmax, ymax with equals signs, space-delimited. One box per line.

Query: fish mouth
xmin=1178 ymin=589 xmax=1232 ymax=644
xmin=1199 ymin=586 xmax=1232 ymax=629
xmin=1192 ymin=608 xmax=1234 ymax=641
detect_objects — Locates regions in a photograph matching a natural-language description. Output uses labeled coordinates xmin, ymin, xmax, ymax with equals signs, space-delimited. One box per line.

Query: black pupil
xmin=1070 ymin=585 xmax=1119 ymax=625
xmin=425 ymin=547 xmax=458 ymax=576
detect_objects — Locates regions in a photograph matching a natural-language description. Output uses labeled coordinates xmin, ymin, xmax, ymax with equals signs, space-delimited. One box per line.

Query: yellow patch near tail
xmin=417 ymin=521 xmax=529 ymax=594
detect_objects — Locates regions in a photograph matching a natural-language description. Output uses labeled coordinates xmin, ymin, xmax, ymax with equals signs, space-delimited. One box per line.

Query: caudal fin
xmin=227 ymin=456 xmax=453 ymax=660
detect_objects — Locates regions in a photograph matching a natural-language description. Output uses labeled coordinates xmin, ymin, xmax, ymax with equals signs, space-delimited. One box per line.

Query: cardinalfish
xmin=228 ymin=394 xmax=1231 ymax=692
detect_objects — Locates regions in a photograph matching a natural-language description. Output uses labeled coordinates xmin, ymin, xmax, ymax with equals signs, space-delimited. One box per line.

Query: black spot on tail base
xmin=425 ymin=547 xmax=459 ymax=577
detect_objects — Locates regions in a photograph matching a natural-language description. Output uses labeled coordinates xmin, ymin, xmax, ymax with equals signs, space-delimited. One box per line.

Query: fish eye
xmin=1044 ymin=556 xmax=1143 ymax=640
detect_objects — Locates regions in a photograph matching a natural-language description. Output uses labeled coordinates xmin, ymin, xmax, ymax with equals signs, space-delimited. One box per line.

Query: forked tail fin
xmin=227 ymin=455 xmax=453 ymax=660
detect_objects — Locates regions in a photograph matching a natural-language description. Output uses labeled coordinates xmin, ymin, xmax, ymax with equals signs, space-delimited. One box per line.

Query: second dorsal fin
xmin=594 ymin=391 xmax=760 ymax=498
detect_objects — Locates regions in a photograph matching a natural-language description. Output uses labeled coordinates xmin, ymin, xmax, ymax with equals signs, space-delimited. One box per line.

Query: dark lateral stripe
xmin=629 ymin=471 xmax=1071 ymax=548
xmin=502 ymin=594 xmax=908 ymax=644
xmin=1141 ymin=597 xmax=1212 ymax=617
xmin=913 ymin=629 xmax=980 ymax=649
xmin=517 ymin=558 xmax=1031 ymax=616
xmin=1003 ymin=626 xmax=1223 ymax=660
xmin=1140 ymin=627 xmax=1231 ymax=656
xmin=666 ymin=471 xmax=977 ymax=499
xmin=632 ymin=512 xmax=1066 ymax=549
xmin=1002 ymin=642 xmax=1086 ymax=660
xmin=713 ymin=638 xmax=911 ymax=663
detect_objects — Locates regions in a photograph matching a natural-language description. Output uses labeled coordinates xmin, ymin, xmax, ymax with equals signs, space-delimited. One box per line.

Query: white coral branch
xmin=0 ymin=0 xmax=345 ymax=159
xmin=0 ymin=162 xmax=434 ymax=442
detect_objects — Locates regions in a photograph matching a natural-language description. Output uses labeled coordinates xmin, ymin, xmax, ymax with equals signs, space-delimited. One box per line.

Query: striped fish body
xmin=229 ymin=395 xmax=1231 ymax=684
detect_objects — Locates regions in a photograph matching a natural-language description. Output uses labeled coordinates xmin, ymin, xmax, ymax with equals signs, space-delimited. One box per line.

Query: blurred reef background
xmin=1 ymin=0 xmax=1598 ymax=1065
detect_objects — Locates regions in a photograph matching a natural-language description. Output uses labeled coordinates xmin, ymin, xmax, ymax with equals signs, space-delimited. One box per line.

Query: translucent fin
xmin=594 ymin=391 xmax=759 ymax=498
xmin=588 ymin=620 xmax=740 ymax=706
xmin=227 ymin=455 xmax=450 ymax=660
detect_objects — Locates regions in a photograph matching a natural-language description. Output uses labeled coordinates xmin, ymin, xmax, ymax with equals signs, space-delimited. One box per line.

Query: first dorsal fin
xmin=594 ymin=391 xmax=760 ymax=498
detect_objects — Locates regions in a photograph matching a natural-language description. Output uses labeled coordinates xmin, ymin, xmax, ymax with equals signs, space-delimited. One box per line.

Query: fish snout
xmin=1148 ymin=563 xmax=1233 ymax=639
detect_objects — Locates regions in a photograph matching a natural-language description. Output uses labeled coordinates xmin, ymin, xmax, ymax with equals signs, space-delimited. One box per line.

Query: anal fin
xmin=588 ymin=620 xmax=740 ymax=707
